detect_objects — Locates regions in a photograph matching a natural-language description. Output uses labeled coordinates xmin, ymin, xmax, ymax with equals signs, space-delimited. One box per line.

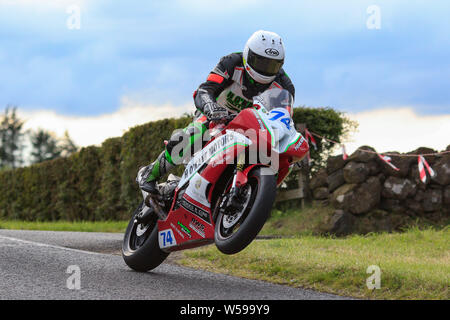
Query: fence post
xmin=296 ymin=123 xmax=312 ymax=206
xmin=297 ymin=170 xmax=305 ymax=209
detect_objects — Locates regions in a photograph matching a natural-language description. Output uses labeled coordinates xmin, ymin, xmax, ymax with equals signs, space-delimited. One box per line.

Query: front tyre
xmin=214 ymin=167 xmax=277 ymax=254
xmin=122 ymin=201 xmax=169 ymax=272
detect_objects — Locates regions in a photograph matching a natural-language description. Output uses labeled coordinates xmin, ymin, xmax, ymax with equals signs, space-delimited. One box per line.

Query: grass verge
xmin=0 ymin=220 xmax=128 ymax=233
xmin=179 ymin=226 xmax=449 ymax=300
xmin=259 ymin=206 xmax=334 ymax=237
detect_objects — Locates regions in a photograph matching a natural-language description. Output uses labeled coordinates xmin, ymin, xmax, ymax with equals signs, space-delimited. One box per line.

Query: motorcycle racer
xmin=138 ymin=30 xmax=295 ymax=194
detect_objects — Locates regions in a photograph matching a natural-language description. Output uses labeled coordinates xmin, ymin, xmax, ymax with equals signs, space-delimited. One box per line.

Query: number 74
xmin=269 ymin=110 xmax=291 ymax=129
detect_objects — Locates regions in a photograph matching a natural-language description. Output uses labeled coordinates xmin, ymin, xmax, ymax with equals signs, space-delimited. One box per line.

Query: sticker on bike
xmin=269 ymin=109 xmax=291 ymax=130
xmin=158 ymin=229 xmax=177 ymax=249
xmin=178 ymin=131 xmax=251 ymax=188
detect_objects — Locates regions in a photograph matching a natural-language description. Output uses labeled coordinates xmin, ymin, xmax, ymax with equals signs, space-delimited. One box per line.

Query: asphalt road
xmin=0 ymin=229 xmax=348 ymax=300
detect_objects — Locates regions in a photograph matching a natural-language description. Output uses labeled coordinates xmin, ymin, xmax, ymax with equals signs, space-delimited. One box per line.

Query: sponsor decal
xmin=177 ymin=221 xmax=192 ymax=238
xmin=265 ymin=48 xmax=279 ymax=56
xmin=294 ymin=136 xmax=306 ymax=150
xmin=226 ymin=91 xmax=252 ymax=112
xmin=185 ymin=173 xmax=210 ymax=207
xmin=158 ymin=228 xmax=177 ymax=249
xmin=181 ymin=198 xmax=211 ymax=223
xmin=179 ymin=131 xmax=251 ymax=187
xmin=170 ymin=223 xmax=185 ymax=240
xmin=257 ymin=118 xmax=265 ymax=130
xmin=189 ymin=217 xmax=206 ymax=238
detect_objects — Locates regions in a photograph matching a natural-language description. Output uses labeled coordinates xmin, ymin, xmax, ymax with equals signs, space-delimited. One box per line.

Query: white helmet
xmin=243 ymin=30 xmax=285 ymax=84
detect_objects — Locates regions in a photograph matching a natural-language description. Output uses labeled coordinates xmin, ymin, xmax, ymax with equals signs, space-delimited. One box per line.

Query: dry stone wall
xmin=310 ymin=145 xmax=450 ymax=235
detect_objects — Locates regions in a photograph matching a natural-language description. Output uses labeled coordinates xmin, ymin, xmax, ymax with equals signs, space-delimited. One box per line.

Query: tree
xmin=292 ymin=106 xmax=358 ymax=171
xmin=0 ymin=106 xmax=25 ymax=169
xmin=30 ymin=129 xmax=78 ymax=164
xmin=59 ymin=130 xmax=78 ymax=157
xmin=30 ymin=129 xmax=61 ymax=164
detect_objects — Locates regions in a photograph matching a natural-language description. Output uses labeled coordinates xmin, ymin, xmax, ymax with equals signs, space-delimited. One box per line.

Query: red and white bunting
xmin=417 ymin=155 xmax=436 ymax=183
xmin=378 ymin=154 xmax=400 ymax=171
xmin=302 ymin=128 xmax=450 ymax=172
xmin=305 ymin=128 xmax=317 ymax=150
xmin=341 ymin=144 xmax=348 ymax=160
xmin=307 ymin=151 xmax=312 ymax=165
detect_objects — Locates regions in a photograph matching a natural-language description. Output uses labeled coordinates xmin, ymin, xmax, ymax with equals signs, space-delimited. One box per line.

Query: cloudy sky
xmin=1 ymin=0 xmax=449 ymax=154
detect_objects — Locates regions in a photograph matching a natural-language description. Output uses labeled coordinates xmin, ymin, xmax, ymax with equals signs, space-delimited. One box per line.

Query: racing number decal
xmin=158 ymin=229 xmax=177 ymax=249
xmin=269 ymin=110 xmax=291 ymax=129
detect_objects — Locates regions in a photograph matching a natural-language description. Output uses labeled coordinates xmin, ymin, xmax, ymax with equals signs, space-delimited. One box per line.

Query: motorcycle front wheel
xmin=122 ymin=201 xmax=169 ymax=272
xmin=214 ymin=166 xmax=277 ymax=254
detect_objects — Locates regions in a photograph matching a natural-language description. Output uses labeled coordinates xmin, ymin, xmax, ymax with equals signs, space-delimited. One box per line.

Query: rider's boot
xmin=138 ymin=151 xmax=175 ymax=194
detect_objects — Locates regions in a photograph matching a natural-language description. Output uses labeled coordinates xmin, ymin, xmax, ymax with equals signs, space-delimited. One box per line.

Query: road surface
xmin=0 ymin=229 xmax=348 ymax=300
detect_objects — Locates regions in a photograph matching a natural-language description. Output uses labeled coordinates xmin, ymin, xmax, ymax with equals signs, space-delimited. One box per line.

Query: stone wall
xmin=310 ymin=145 xmax=450 ymax=235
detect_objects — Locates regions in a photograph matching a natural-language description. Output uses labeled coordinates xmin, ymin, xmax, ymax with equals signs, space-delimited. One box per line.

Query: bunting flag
xmin=417 ymin=155 xmax=436 ymax=183
xmin=305 ymin=128 xmax=317 ymax=150
xmin=306 ymin=151 xmax=312 ymax=165
xmin=378 ymin=154 xmax=400 ymax=171
xmin=341 ymin=144 xmax=348 ymax=160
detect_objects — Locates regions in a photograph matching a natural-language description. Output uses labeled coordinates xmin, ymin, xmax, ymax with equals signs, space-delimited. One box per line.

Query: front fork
xmin=222 ymin=153 xmax=254 ymax=213
xmin=230 ymin=152 xmax=245 ymax=192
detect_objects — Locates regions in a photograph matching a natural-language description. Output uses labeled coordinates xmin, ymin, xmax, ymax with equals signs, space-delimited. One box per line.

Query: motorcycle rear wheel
xmin=122 ymin=201 xmax=169 ymax=272
xmin=214 ymin=166 xmax=276 ymax=254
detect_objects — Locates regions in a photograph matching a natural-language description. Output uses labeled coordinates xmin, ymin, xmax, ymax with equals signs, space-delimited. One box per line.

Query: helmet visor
xmin=247 ymin=49 xmax=284 ymax=76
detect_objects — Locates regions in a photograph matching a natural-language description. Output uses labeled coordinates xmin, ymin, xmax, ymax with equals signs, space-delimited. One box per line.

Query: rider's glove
xmin=203 ymin=102 xmax=228 ymax=121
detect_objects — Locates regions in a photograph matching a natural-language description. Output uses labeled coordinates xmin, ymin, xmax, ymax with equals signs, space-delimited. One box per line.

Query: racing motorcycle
xmin=122 ymin=88 xmax=309 ymax=272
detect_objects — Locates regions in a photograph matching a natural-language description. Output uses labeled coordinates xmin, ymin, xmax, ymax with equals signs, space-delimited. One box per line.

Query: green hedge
xmin=292 ymin=106 xmax=355 ymax=169
xmin=0 ymin=117 xmax=191 ymax=221
xmin=0 ymin=107 xmax=347 ymax=221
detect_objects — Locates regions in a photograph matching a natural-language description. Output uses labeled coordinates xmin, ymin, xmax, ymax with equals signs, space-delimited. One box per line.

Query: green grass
xmin=179 ymin=227 xmax=450 ymax=300
xmin=0 ymin=220 xmax=128 ymax=233
xmin=0 ymin=206 xmax=328 ymax=236
xmin=259 ymin=206 xmax=335 ymax=237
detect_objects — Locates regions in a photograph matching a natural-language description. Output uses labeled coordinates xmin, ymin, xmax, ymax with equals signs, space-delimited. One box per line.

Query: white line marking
xmin=0 ymin=235 xmax=110 ymax=256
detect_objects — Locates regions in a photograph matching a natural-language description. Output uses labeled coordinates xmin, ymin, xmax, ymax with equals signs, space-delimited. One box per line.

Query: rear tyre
xmin=214 ymin=167 xmax=276 ymax=254
xmin=122 ymin=201 xmax=169 ymax=272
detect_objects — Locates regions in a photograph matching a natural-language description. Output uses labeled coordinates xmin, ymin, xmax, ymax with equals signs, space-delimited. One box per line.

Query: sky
xmin=1 ymin=0 xmax=449 ymax=154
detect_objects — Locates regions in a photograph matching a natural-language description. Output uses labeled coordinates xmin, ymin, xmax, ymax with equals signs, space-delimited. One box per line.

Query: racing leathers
xmin=138 ymin=52 xmax=295 ymax=194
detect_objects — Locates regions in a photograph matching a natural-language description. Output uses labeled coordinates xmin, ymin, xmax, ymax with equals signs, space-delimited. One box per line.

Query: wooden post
xmin=295 ymin=123 xmax=312 ymax=206
xmin=274 ymin=123 xmax=312 ymax=206
xmin=297 ymin=170 xmax=305 ymax=209
xmin=300 ymin=158 xmax=312 ymax=205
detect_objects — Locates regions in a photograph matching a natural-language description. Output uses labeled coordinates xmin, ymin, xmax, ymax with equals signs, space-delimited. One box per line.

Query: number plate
xmin=158 ymin=229 xmax=177 ymax=249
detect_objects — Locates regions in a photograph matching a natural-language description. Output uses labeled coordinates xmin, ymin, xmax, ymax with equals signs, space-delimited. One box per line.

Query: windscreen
xmin=254 ymin=88 xmax=294 ymax=113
